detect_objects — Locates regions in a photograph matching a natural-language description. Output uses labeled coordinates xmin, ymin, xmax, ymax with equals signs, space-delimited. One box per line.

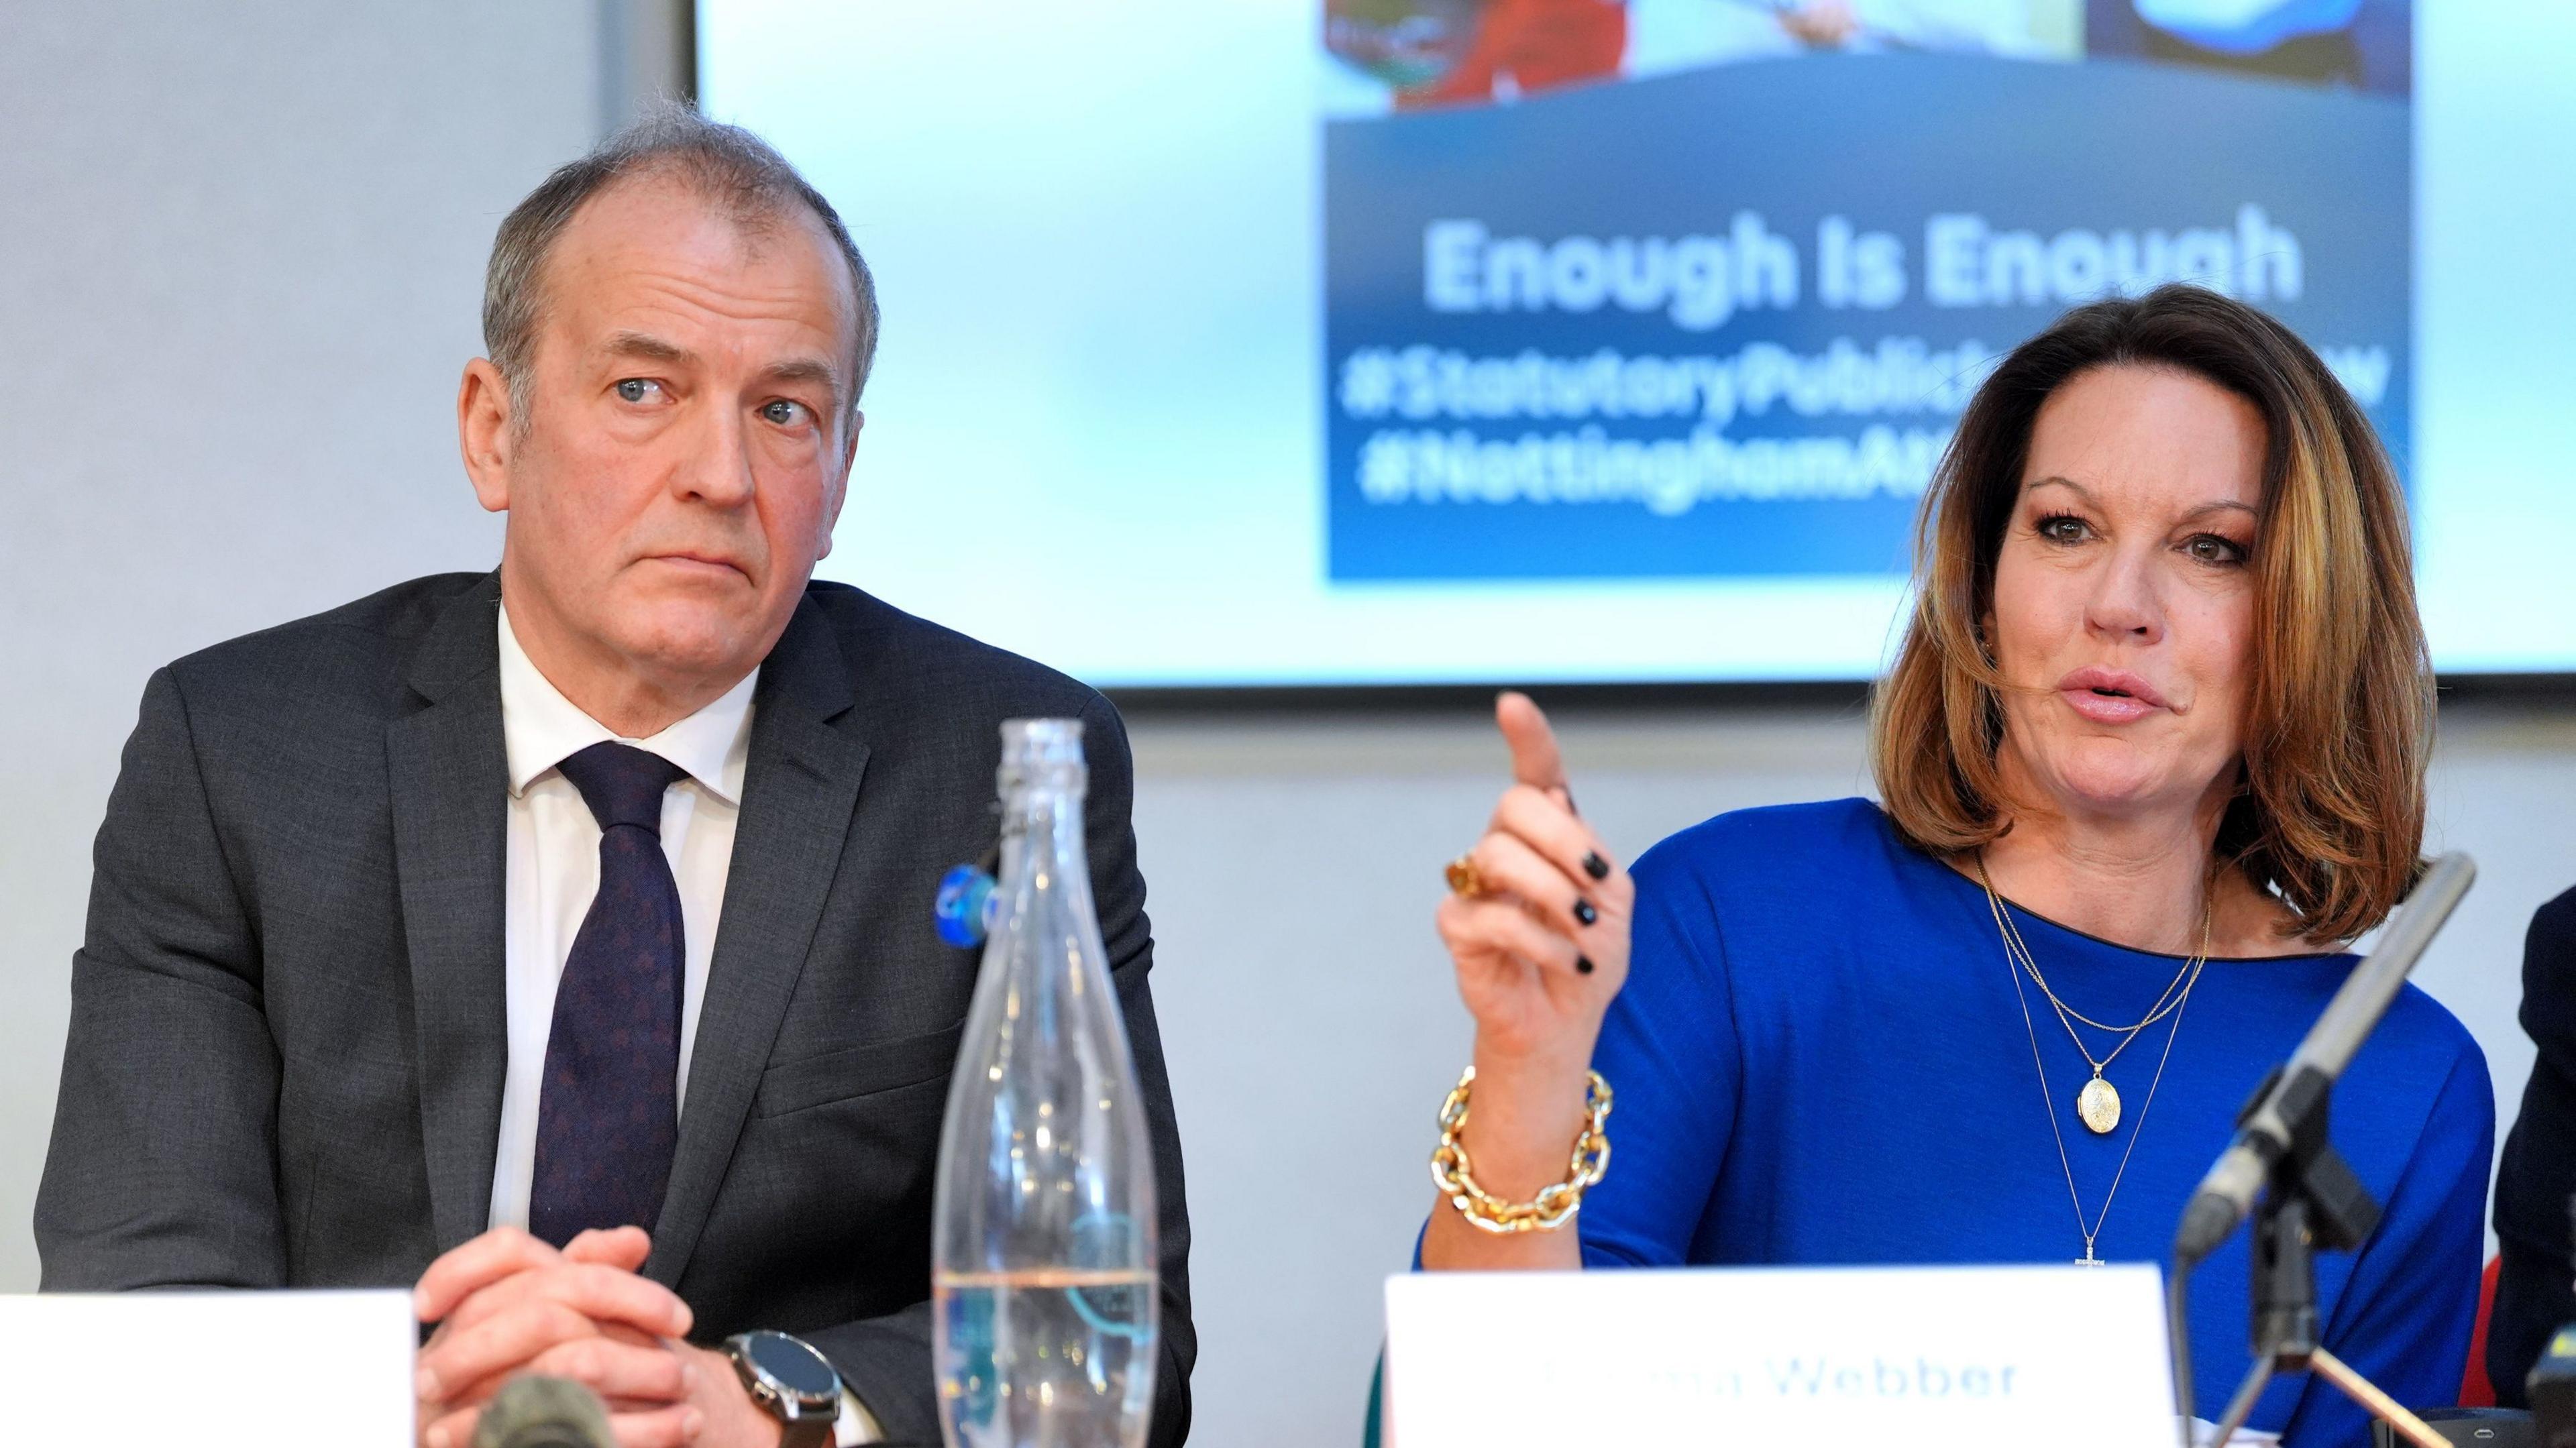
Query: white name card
xmin=0 ymin=1289 xmax=415 ymax=1445
xmin=1385 ymin=1264 xmax=2177 ymax=1448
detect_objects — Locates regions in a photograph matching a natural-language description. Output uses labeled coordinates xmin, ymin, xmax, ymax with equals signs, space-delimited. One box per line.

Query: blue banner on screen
xmin=1323 ymin=22 xmax=2409 ymax=582
xmin=708 ymin=0 xmax=2576 ymax=684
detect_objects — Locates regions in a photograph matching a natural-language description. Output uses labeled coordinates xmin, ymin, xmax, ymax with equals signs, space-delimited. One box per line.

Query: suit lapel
xmin=386 ymin=575 xmax=513 ymax=1255
xmin=647 ymin=597 xmax=869 ymax=1287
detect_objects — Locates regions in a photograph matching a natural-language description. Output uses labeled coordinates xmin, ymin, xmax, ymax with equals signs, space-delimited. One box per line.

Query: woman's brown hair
xmin=1869 ymin=284 xmax=2430 ymax=943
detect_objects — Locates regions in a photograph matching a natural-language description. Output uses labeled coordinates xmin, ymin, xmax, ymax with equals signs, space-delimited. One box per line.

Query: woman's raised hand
xmin=1436 ymin=692 xmax=1633 ymax=1072
xmin=1422 ymin=693 xmax=1633 ymax=1268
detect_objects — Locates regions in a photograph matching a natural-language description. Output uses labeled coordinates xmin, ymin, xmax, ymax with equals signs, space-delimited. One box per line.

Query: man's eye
xmin=614 ymin=378 xmax=663 ymax=404
xmin=760 ymin=400 xmax=806 ymax=426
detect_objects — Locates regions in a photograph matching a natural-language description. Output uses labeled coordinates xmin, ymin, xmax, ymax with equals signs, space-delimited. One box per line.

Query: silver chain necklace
xmin=1981 ymin=857 xmax=2209 ymax=1266
xmin=1978 ymin=854 xmax=2209 ymax=1133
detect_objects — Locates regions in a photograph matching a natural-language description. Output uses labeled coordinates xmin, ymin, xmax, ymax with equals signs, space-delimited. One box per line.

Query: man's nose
xmin=674 ymin=402 xmax=757 ymax=509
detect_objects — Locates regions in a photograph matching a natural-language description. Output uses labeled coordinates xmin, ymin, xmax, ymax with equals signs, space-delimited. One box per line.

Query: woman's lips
xmin=2059 ymin=687 xmax=2159 ymax=724
xmin=2054 ymin=665 xmax=2171 ymax=725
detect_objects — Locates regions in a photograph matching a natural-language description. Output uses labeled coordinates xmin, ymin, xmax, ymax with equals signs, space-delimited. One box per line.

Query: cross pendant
xmin=2075 ymin=1249 xmax=2104 ymax=1267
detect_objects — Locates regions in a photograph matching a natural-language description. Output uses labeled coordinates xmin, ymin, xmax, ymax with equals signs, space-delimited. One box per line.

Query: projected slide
xmin=1321 ymin=2 xmax=2408 ymax=581
xmin=700 ymin=3 xmax=2574 ymax=686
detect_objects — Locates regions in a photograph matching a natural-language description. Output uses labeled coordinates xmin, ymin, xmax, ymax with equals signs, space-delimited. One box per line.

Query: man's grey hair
xmin=481 ymin=103 xmax=880 ymax=420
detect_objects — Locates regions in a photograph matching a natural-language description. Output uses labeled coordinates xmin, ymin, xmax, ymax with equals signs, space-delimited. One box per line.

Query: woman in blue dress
xmin=1423 ymin=284 xmax=2490 ymax=1445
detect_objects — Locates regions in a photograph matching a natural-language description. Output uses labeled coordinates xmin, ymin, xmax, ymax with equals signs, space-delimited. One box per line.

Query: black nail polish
xmin=1576 ymin=956 xmax=1595 ymax=975
xmin=1582 ymin=851 xmax=1610 ymax=881
xmin=1573 ymin=899 xmax=1598 ymax=926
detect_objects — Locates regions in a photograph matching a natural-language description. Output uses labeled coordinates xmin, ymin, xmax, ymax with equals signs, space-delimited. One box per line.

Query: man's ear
xmin=458 ymin=358 xmax=517 ymax=513
xmin=815 ymin=408 xmax=862 ymax=561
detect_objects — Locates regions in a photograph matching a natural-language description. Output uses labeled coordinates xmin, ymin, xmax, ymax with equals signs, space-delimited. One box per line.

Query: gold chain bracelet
xmin=1429 ymin=1066 xmax=1613 ymax=1234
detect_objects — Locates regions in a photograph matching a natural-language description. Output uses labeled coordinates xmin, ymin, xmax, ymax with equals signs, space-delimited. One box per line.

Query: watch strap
xmin=778 ymin=1415 xmax=836 ymax=1448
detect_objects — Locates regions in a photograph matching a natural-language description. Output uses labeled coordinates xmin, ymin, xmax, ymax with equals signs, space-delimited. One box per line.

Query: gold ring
xmin=1445 ymin=853 xmax=1487 ymax=897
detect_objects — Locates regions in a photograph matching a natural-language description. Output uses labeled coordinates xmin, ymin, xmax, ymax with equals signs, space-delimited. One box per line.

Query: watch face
xmin=743 ymin=1331 xmax=839 ymax=1401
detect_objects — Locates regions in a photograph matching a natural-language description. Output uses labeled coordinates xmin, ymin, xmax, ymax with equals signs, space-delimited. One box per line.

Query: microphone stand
xmin=2200 ymin=1101 xmax=2445 ymax=1448
xmin=2181 ymin=853 xmax=2479 ymax=1448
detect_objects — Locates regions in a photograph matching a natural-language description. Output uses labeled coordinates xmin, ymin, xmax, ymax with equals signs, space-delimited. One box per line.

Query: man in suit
xmin=35 ymin=107 xmax=1193 ymax=1448
xmin=2491 ymin=886 xmax=2576 ymax=1406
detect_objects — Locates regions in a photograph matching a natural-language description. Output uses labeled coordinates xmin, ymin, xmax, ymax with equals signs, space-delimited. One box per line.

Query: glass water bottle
xmin=932 ymin=718 xmax=1160 ymax=1448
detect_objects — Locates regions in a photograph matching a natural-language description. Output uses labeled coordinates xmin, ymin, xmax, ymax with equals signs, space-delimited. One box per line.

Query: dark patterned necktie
xmin=528 ymin=741 xmax=688 ymax=1248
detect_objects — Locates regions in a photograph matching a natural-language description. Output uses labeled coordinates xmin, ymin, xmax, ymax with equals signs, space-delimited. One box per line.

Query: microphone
xmin=471 ymin=1374 xmax=614 ymax=1448
xmin=2174 ymin=852 xmax=2476 ymax=1264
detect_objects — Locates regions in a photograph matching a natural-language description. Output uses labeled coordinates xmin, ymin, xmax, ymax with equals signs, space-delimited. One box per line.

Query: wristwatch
xmin=723 ymin=1330 xmax=843 ymax=1448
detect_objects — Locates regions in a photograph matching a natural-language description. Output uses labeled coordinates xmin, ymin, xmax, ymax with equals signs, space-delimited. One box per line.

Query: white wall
xmin=0 ymin=0 xmax=593 ymax=1290
xmin=1 ymin=9 xmax=2568 ymax=1448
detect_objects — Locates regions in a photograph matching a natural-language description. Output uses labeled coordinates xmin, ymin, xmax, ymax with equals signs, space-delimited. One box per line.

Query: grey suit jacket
xmin=36 ymin=572 xmax=1195 ymax=1447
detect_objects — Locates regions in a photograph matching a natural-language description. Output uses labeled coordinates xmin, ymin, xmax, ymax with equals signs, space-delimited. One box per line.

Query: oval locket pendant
xmin=2077 ymin=1074 xmax=2121 ymax=1134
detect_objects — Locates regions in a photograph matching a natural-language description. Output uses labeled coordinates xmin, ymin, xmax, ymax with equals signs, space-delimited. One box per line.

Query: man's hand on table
xmin=413 ymin=1225 xmax=784 ymax=1448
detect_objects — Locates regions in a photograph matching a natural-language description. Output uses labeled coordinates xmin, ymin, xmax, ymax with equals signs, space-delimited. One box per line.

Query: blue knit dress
xmin=1575 ymin=798 xmax=2491 ymax=1445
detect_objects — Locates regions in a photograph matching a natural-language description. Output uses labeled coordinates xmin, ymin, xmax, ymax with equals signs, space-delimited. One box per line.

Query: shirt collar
xmin=497 ymin=603 xmax=756 ymax=805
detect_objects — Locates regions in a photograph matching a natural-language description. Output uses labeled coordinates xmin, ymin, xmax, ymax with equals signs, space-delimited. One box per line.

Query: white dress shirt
xmin=486 ymin=606 xmax=877 ymax=1445
xmin=488 ymin=604 xmax=755 ymax=1235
